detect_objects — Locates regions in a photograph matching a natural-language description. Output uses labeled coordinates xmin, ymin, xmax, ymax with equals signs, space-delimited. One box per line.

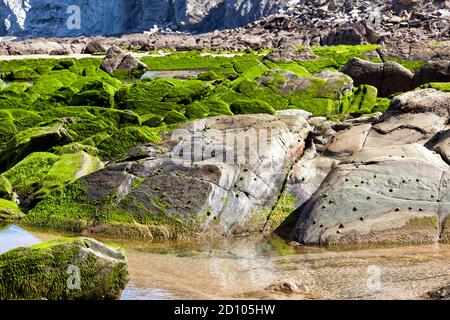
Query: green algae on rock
xmin=0 ymin=237 xmax=129 ymax=300
xmin=3 ymin=151 xmax=103 ymax=208
xmin=0 ymin=199 xmax=24 ymax=220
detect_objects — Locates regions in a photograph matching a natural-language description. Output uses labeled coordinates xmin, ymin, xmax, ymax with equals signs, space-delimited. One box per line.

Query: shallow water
xmin=141 ymin=69 xmax=206 ymax=80
xmin=0 ymin=223 xmax=449 ymax=300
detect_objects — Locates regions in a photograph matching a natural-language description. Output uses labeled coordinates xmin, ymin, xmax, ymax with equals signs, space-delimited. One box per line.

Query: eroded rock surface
xmin=26 ymin=113 xmax=311 ymax=239
xmin=293 ymin=89 xmax=450 ymax=245
xmin=100 ymin=46 xmax=148 ymax=79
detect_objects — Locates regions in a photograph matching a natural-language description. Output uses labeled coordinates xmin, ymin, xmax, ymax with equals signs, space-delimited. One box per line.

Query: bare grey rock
xmin=340 ymin=58 xmax=414 ymax=97
xmin=294 ymin=143 xmax=447 ymax=245
xmin=100 ymin=45 xmax=148 ymax=77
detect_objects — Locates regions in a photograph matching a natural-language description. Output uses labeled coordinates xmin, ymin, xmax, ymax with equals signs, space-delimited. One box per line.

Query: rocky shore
xmin=0 ymin=0 xmax=449 ymax=57
xmin=0 ymin=0 xmax=449 ymax=301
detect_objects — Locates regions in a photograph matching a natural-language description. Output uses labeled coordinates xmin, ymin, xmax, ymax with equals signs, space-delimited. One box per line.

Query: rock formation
xmin=293 ymin=89 xmax=450 ymax=245
xmin=0 ymin=237 xmax=129 ymax=300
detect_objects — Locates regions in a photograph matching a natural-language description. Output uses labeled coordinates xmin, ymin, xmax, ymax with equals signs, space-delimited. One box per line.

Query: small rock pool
xmin=140 ymin=69 xmax=207 ymax=80
xmin=1 ymin=223 xmax=449 ymax=300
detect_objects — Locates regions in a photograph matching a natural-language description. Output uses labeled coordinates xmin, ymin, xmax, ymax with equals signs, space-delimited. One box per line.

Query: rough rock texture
xmin=427 ymin=284 xmax=450 ymax=300
xmin=293 ymin=89 xmax=450 ymax=245
xmin=340 ymin=58 xmax=414 ymax=97
xmin=100 ymin=45 xmax=148 ymax=78
xmin=26 ymin=113 xmax=311 ymax=239
xmin=0 ymin=199 xmax=23 ymax=220
xmin=413 ymin=60 xmax=450 ymax=88
xmin=0 ymin=0 xmax=290 ymax=37
xmin=0 ymin=237 xmax=129 ymax=300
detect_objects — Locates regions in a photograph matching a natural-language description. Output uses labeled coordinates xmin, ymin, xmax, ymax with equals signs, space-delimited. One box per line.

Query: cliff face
xmin=0 ymin=0 xmax=290 ymax=38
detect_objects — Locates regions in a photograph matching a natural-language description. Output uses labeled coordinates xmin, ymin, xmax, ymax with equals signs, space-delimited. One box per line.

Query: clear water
xmin=141 ymin=69 xmax=206 ymax=80
xmin=0 ymin=223 xmax=449 ymax=300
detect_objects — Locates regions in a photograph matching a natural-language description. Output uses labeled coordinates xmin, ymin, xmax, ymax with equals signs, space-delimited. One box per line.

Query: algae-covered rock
xmin=0 ymin=199 xmax=23 ymax=220
xmin=70 ymin=80 xmax=118 ymax=108
xmin=0 ymin=175 xmax=13 ymax=200
xmin=0 ymin=122 xmax=72 ymax=171
xmin=3 ymin=151 xmax=103 ymax=207
xmin=345 ymin=85 xmax=378 ymax=115
xmin=24 ymin=113 xmax=311 ymax=239
xmin=258 ymin=69 xmax=353 ymax=116
xmin=0 ymin=237 xmax=129 ymax=300
xmin=230 ymin=99 xmax=276 ymax=115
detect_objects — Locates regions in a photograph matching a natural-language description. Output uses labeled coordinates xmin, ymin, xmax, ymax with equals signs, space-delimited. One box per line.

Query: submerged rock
xmin=0 ymin=237 xmax=129 ymax=300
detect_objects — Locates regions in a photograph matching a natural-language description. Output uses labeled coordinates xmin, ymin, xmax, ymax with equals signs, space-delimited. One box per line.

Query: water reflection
xmin=1 ymin=224 xmax=449 ymax=300
xmin=0 ymin=223 xmax=41 ymax=254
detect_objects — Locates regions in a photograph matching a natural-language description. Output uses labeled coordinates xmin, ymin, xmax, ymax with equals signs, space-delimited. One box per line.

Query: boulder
xmin=294 ymin=143 xmax=448 ymax=245
xmin=363 ymin=89 xmax=450 ymax=148
xmin=341 ymin=58 xmax=414 ymax=97
xmin=412 ymin=60 xmax=450 ymax=88
xmin=0 ymin=122 xmax=72 ymax=171
xmin=83 ymin=40 xmax=107 ymax=54
xmin=287 ymin=145 xmax=339 ymax=208
xmin=0 ymin=237 xmax=129 ymax=300
xmin=426 ymin=285 xmax=450 ymax=300
xmin=25 ymin=113 xmax=311 ymax=239
xmin=100 ymin=45 xmax=148 ymax=79
xmin=0 ymin=199 xmax=23 ymax=220
xmin=387 ymin=89 xmax=450 ymax=116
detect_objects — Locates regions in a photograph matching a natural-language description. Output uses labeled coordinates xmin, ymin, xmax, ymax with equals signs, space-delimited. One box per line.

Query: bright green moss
xmin=0 ymin=122 xmax=70 ymax=170
xmin=185 ymin=102 xmax=210 ymax=119
xmin=163 ymin=110 xmax=188 ymax=124
xmin=22 ymin=182 xmax=95 ymax=232
xmin=70 ymin=80 xmax=118 ymax=108
xmin=296 ymin=58 xmax=339 ymax=73
xmin=0 ymin=175 xmax=12 ymax=199
xmin=372 ymin=97 xmax=391 ymax=113
xmin=420 ymin=82 xmax=450 ymax=92
xmin=230 ymin=99 xmax=276 ymax=115
xmin=140 ymin=114 xmax=163 ymax=127
xmin=345 ymin=85 xmax=378 ymax=115
xmin=237 ymin=79 xmax=289 ymax=110
xmin=54 ymin=143 xmax=99 ymax=157
xmin=3 ymin=152 xmax=59 ymax=199
xmin=0 ymin=237 xmax=128 ymax=300
xmin=96 ymin=126 xmax=162 ymax=157
xmin=0 ymin=198 xmax=23 ymax=220
xmin=39 ymin=152 xmax=103 ymax=196
xmin=312 ymin=44 xmax=380 ymax=66
xmin=392 ymin=59 xmax=426 ymax=72
xmin=140 ymin=51 xmax=235 ymax=70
